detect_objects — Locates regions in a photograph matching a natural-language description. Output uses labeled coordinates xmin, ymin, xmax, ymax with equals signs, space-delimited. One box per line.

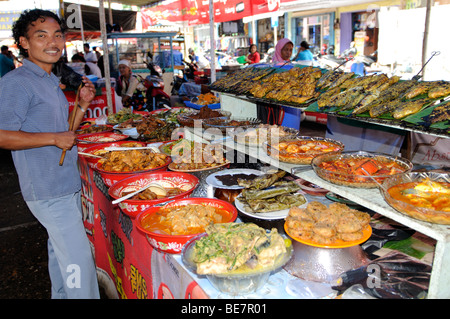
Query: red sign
xmin=142 ymin=0 xmax=260 ymax=27
xmin=141 ymin=0 xmax=302 ymax=27
xmin=65 ymin=88 xmax=116 ymax=119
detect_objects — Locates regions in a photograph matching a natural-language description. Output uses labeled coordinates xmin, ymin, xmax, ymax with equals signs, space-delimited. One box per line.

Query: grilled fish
xmin=351 ymin=91 xmax=381 ymax=114
xmin=367 ymin=80 xmax=418 ymax=117
xmin=350 ymin=76 xmax=399 ymax=114
xmin=328 ymin=72 xmax=355 ymax=89
xmin=392 ymin=98 xmax=434 ymax=119
xmin=316 ymin=70 xmax=343 ymax=89
xmin=317 ymin=86 xmax=342 ymax=108
xmin=340 ymin=90 xmax=368 ymax=111
xmin=404 ymin=81 xmax=447 ymax=99
xmin=424 ymin=100 xmax=450 ymax=123
xmin=332 ymin=86 xmax=365 ymax=108
xmin=369 ymin=99 xmax=403 ymax=118
xmin=428 ymin=82 xmax=450 ymax=99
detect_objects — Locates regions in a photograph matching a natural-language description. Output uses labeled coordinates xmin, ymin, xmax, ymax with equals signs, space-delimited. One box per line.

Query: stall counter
xmin=78 ymin=156 xmax=339 ymax=299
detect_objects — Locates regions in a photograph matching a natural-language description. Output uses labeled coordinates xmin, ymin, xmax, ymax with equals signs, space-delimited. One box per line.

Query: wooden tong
xmin=59 ymin=83 xmax=82 ymax=166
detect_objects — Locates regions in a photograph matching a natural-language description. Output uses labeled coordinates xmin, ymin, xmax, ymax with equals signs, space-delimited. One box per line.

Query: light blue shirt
xmin=0 ymin=59 xmax=81 ymax=201
xmin=295 ymin=50 xmax=314 ymax=61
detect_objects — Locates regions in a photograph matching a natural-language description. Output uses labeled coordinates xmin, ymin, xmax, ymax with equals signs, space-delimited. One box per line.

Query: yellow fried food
xmin=286 ymin=201 xmax=370 ymax=244
xmin=99 ymin=150 xmax=168 ymax=172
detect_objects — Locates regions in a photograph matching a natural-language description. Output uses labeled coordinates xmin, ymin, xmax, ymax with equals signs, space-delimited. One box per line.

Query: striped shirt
xmin=0 ymin=59 xmax=81 ymax=201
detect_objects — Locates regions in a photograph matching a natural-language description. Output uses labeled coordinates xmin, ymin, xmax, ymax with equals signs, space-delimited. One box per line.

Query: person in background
xmin=0 ymin=9 xmax=100 ymax=299
xmin=83 ymin=43 xmax=97 ymax=64
xmin=93 ymin=46 xmax=101 ymax=61
xmin=71 ymin=53 xmax=102 ymax=78
xmin=245 ymin=44 xmax=260 ymax=64
xmin=293 ymin=41 xmax=314 ymax=62
xmin=117 ymin=59 xmax=145 ymax=110
xmin=272 ymin=38 xmax=294 ymax=64
xmin=188 ymin=48 xmax=199 ymax=66
xmin=0 ymin=45 xmax=16 ymax=77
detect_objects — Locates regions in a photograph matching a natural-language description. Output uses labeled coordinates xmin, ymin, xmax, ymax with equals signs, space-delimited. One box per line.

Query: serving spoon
xmin=360 ymin=167 xmax=388 ymax=192
xmin=78 ymin=152 xmax=104 ymax=159
xmin=112 ymin=183 xmax=167 ymax=205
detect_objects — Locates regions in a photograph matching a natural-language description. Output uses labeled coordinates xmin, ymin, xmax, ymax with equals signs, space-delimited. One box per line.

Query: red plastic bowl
xmin=136 ymin=198 xmax=238 ymax=254
xmin=108 ymin=171 xmax=199 ymax=218
xmin=79 ymin=140 xmax=147 ymax=168
xmin=93 ymin=155 xmax=172 ymax=188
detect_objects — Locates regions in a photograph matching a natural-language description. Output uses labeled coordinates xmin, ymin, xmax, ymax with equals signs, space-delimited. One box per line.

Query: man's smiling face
xmin=19 ymin=16 xmax=65 ymax=73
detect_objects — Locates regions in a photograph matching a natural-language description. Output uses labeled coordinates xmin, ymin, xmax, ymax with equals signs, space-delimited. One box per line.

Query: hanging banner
xmin=141 ymin=0 xmax=300 ymax=27
xmin=0 ymin=10 xmax=22 ymax=31
xmin=250 ymin=0 xmax=280 ymax=16
xmin=141 ymin=0 xmax=253 ymax=27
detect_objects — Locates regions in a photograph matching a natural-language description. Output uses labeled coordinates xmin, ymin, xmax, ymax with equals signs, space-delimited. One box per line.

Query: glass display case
xmin=107 ymin=32 xmax=185 ymax=71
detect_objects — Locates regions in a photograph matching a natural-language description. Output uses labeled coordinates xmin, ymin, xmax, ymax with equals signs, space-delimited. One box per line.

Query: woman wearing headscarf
xmin=272 ymin=38 xmax=294 ymax=64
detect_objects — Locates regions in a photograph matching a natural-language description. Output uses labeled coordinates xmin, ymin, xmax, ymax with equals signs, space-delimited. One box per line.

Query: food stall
xmin=77 ymin=65 xmax=450 ymax=299
xmin=106 ymin=32 xmax=181 ymax=71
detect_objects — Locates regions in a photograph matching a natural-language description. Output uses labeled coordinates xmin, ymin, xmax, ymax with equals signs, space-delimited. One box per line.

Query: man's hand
xmin=78 ymin=76 xmax=96 ymax=108
xmin=54 ymin=131 xmax=77 ymax=150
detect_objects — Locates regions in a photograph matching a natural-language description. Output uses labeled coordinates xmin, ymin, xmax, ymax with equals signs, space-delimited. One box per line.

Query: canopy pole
xmin=77 ymin=2 xmax=85 ymax=45
xmin=209 ymin=0 xmax=216 ymax=83
xmin=421 ymin=0 xmax=431 ymax=80
xmin=99 ymin=0 xmax=114 ymax=114
xmin=108 ymin=0 xmax=113 ymax=25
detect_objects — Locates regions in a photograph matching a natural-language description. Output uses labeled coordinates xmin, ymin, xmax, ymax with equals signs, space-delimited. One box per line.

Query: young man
xmin=83 ymin=43 xmax=97 ymax=63
xmin=0 ymin=9 xmax=100 ymax=298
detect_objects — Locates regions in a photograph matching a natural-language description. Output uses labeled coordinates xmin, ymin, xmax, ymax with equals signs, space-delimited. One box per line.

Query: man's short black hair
xmin=12 ymin=9 xmax=66 ymax=58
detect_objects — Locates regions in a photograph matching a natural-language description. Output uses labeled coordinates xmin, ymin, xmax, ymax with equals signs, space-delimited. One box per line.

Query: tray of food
xmin=136 ymin=198 xmax=237 ymax=254
xmin=182 ymin=223 xmax=293 ymax=295
xmin=205 ymin=168 xmax=265 ymax=190
xmin=266 ymin=136 xmax=344 ymax=165
xmin=167 ymin=141 xmax=229 ymax=172
xmin=94 ymin=148 xmax=171 ymax=187
xmin=150 ymin=107 xmax=190 ymax=125
xmin=228 ymin=124 xmax=300 ymax=146
xmin=284 ymin=201 xmax=372 ymax=248
xmin=177 ymin=106 xmax=231 ymax=127
xmin=203 ymin=117 xmax=262 ymax=134
xmin=135 ymin=115 xmax=176 ymax=142
xmin=233 ymin=170 xmax=308 ymax=219
xmin=107 ymin=108 xmax=144 ymax=125
xmin=184 ymin=92 xmax=220 ymax=110
xmin=76 ymin=131 xmax=129 ymax=144
xmin=311 ymin=151 xmax=413 ymax=188
xmin=381 ymin=172 xmax=450 ymax=225
xmin=76 ymin=124 xmax=113 ymax=135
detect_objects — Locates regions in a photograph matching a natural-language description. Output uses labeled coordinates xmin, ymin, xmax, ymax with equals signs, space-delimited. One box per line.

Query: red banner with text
xmin=141 ymin=0 xmax=297 ymax=28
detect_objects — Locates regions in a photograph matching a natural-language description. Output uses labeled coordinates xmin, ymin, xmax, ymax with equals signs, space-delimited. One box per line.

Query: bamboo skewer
xmin=59 ymin=84 xmax=82 ymax=166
